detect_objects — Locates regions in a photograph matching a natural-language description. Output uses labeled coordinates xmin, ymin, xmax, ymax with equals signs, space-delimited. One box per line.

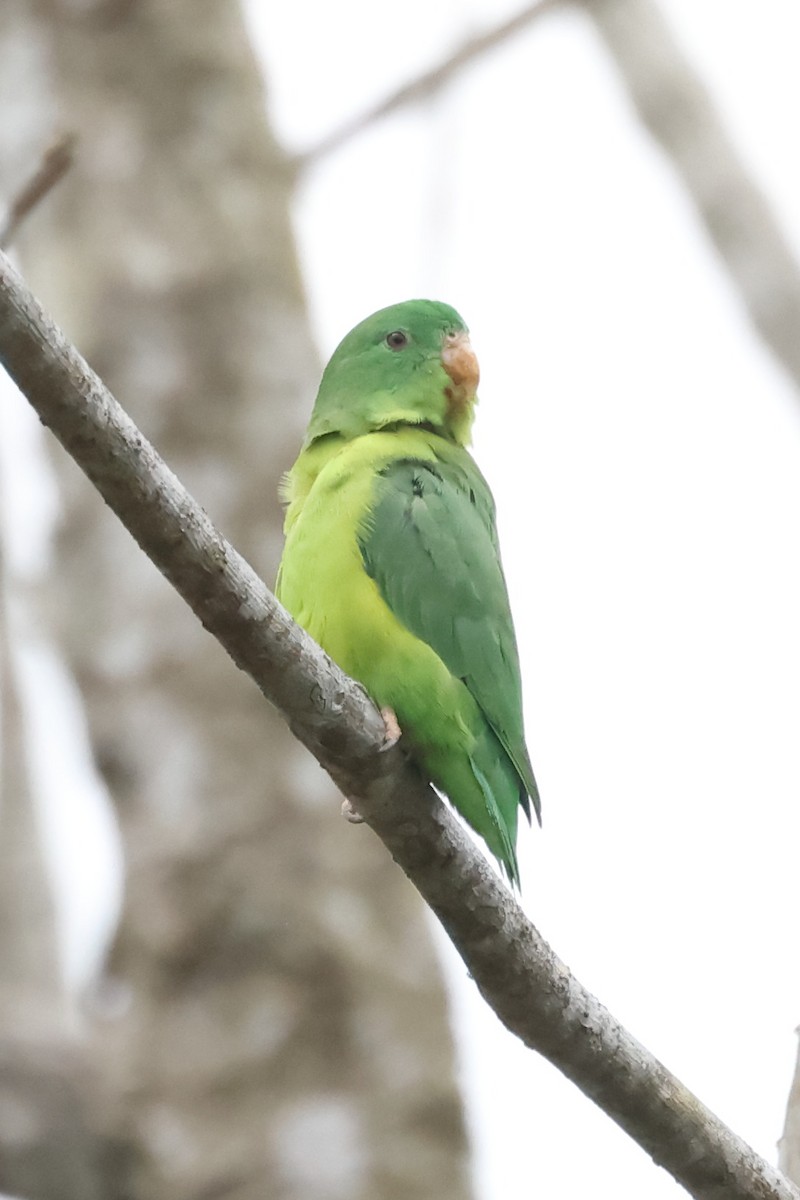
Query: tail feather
xmin=465 ymin=753 xmax=522 ymax=888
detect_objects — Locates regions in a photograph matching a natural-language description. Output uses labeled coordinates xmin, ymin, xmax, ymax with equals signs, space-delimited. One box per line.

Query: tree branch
xmin=294 ymin=0 xmax=561 ymax=169
xmin=0 ymin=249 xmax=796 ymax=1200
xmin=579 ymin=0 xmax=800 ymax=393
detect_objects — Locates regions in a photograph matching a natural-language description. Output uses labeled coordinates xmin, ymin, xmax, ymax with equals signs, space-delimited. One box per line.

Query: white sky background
xmin=244 ymin=2 xmax=800 ymax=1198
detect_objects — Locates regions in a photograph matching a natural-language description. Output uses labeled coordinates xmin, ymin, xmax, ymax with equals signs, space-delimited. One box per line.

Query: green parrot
xmin=276 ymin=299 xmax=540 ymax=886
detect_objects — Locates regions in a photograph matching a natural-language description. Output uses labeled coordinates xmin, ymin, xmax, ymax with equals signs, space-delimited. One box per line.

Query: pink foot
xmin=380 ymin=706 xmax=402 ymax=752
xmin=341 ymin=798 xmax=365 ymax=824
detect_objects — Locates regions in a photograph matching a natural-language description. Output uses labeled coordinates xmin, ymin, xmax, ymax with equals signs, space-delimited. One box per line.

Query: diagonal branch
xmin=579 ymin=0 xmax=800 ymax=393
xmin=294 ymin=0 xmax=561 ymax=169
xmin=0 ymin=248 xmax=796 ymax=1200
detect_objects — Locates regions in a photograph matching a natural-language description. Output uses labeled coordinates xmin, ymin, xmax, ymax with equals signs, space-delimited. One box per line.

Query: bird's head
xmin=304 ymin=299 xmax=480 ymax=448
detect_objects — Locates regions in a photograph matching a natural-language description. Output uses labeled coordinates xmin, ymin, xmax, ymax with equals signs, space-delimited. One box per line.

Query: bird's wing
xmin=359 ymin=453 xmax=540 ymax=822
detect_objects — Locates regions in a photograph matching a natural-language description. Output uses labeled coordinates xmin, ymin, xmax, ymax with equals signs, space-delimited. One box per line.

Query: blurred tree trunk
xmin=0 ymin=556 xmax=99 ymax=1200
xmin=0 ymin=3 xmax=472 ymax=1200
xmin=0 ymin=575 xmax=60 ymax=1029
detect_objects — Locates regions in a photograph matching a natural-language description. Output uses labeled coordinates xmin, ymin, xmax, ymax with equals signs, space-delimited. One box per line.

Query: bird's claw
xmin=341 ymin=708 xmax=400 ymax=823
xmin=379 ymin=706 xmax=402 ymax=752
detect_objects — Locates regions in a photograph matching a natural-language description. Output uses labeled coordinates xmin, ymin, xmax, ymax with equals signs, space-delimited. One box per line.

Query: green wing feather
xmin=359 ymin=453 xmax=540 ymax=874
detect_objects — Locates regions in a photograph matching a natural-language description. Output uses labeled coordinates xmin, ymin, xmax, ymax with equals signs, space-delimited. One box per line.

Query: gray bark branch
xmin=0 ymin=249 xmax=797 ymax=1200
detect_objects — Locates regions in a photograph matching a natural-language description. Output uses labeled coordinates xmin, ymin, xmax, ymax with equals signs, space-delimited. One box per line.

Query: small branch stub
xmin=0 ymin=134 xmax=76 ymax=249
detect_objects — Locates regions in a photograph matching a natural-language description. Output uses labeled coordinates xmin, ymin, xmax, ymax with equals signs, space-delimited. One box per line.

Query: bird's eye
xmin=385 ymin=330 xmax=409 ymax=350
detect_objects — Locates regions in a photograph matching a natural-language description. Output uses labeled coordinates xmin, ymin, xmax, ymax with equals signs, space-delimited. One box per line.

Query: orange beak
xmin=441 ymin=331 xmax=480 ymax=413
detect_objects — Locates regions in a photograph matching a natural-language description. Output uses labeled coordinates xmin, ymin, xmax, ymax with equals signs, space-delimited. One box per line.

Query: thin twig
xmin=0 ymin=134 xmax=76 ymax=250
xmin=295 ymin=0 xmax=562 ymax=169
xmin=0 ymin=251 xmax=797 ymax=1200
